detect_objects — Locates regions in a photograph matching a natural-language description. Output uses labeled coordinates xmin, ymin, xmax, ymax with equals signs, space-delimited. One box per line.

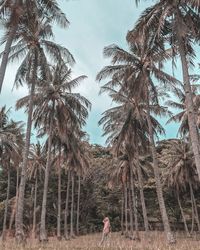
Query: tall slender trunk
xmin=121 ymin=189 xmax=124 ymax=235
xmin=178 ymin=36 xmax=200 ymax=181
xmin=15 ymin=51 xmax=37 ymax=243
xmin=30 ymin=185 xmax=34 ymax=227
xmin=64 ymin=171 xmax=70 ymax=240
xmin=70 ymin=170 xmax=75 ymax=238
xmin=192 ymin=192 xmax=200 ymax=232
xmin=0 ymin=25 xmax=17 ymax=93
xmin=76 ymin=174 xmax=81 ymax=236
xmin=2 ymin=164 xmax=11 ymax=241
xmin=190 ymin=185 xmax=195 ymax=234
xmin=128 ymin=185 xmax=134 ymax=237
xmin=177 ymin=192 xmax=190 ymax=237
xmin=57 ymin=145 xmax=62 ymax=240
xmin=192 ymin=195 xmax=200 ymax=232
xmin=124 ymin=183 xmax=128 ymax=237
xmin=135 ymin=146 xmax=149 ymax=232
xmin=40 ymin=116 xmax=54 ymax=242
xmin=130 ymin=165 xmax=140 ymax=240
xmin=9 ymin=167 xmax=19 ymax=233
xmin=189 ymin=181 xmax=200 ymax=232
xmin=32 ymin=176 xmax=38 ymax=239
xmin=146 ymin=85 xmax=175 ymax=244
xmin=0 ymin=0 xmax=23 ymax=93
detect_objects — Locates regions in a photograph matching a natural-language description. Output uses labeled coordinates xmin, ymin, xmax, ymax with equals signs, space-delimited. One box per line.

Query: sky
xmin=0 ymin=0 xmax=181 ymax=145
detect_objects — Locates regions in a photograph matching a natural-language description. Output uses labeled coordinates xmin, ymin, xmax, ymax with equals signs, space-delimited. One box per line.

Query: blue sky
xmin=0 ymin=0 xmax=182 ymax=145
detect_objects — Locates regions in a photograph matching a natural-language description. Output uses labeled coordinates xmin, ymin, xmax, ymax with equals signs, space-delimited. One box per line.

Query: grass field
xmin=1 ymin=232 xmax=200 ymax=250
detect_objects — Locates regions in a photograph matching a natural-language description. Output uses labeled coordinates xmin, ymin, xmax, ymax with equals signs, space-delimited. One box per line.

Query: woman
xmin=100 ymin=217 xmax=111 ymax=245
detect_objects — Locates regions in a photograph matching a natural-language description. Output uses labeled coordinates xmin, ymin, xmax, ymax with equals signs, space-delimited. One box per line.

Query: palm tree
xmin=63 ymin=132 xmax=90 ymax=238
xmin=27 ymin=142 xmax=45 ymax=239
xmin=129 ymin=164 xmax=139 ymax=240
xmin=76 ymin=173 xmax=81 ymax=236
xmin=70 ymin=168 xmax=75 ymax=238
xmin=130 ymin=0 xmax=200 ymax=182
xmin=0 ymin=0 xmax=23 ymax=93
xmin=75 ymin=143 xmax=90 ymax=236
xmin=64 ymin=169 xmax=71 ymax=240
xmin=75 ymin=138 xmax=90 ymax=236
xmin=160 ymin=139 xmax=200 ymax=234
xmin=63 ymin=135 xmax=90 ymax=240
xmin=99 ymin=86 xmax=166 ymax=237
xmin=0 ymin=106 xmax=23 ymax=241
xmin=108 ymin=153 xmax=143 ymax=239
xmin=17 ymin=61 xmax=90 ymax=241
xmin=0 ymin=0 xmax=69 ymax=93
xmin=48 ymin=133 xmax=63 ymax=240
xmin=55 ymin=140 xmax=63 ymax=241
xmin=97 ymin=40 xmax=178 ymax=243
xmin=8 ymin=123 xmax=24 ymax=235
xmin=13 ymin=12 xmax=74 ymax=242
xmin=108 ymin=157 xmax=129 ymax=237
xmin=166 ymin=85 xmax=200 ymax=137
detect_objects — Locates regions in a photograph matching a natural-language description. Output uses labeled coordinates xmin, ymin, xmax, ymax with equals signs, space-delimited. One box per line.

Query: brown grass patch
xmin=0 ymin=232 xmax=200 ymax=250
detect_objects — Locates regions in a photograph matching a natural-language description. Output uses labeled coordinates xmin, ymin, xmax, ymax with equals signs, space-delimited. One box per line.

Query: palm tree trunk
xmin=193 ymin=195 xmax=200 ymax=232
xmin=135 ymin=146 xmax=149 ymax=232
xmin=31 ymin=176 xmax=38 ymax=239
xmin=0 ymin=25 xmax=17 ymax=93
xmin=0 ymin=0 xmax=10 ymax=11
xmin=178 ymin=36 xmax=200 ymax=181
xmin=2 ymin=164 xmax=11 ymax=241
xmin=121 ymin=190 xmax=124 ymax=235
xmin=189 ymin=181 xmax=200 ymax=232
xmin=76 ymin=174 xmax=81 ymax=236
xmin=15 ymin=52 xmax=37 ymax=243
xmin=124 ymin=183 xmax=128 ymax=237
xmin=64 ymin=171 xmax=70 ymax=240
xmin=9 ymin=167 xmax=19 ymax=233
xmin=190 ymin=185 xmax=195 ymax=234
xmin=146 ymin=86 xmax=175 ymax=244
xmin=0 ymin=0 xmax=23 ymax=93
xmin=57 ymin=145 xmax=62 ymax=240
xmin=128 ymin=185 xmax=134 ymax=238
xmin=70 ymin=169 xmax=75 ymax=238
xmin=177 ymin=192 xmax=190 ymax=237
xmin=130 ymin=166 xmax=140 ymax=240
xmin=40 ymin=116 xmax=54 ymax=242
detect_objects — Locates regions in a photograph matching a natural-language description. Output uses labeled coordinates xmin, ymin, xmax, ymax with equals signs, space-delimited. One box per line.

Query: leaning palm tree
xmin=129 ymin=0 xmax=200 ymax=182
xmin=0 ymin=0 xmax=24 ymax=93
xmin=13 ymin=12 xmax=74 ymax=242
xmin=0 ymin=0 xmax=69 ymax=93
xmin=17 ymin=60 xmax=91 ymax=241
xmin=97 ymin=39 xmax=178 ymax=243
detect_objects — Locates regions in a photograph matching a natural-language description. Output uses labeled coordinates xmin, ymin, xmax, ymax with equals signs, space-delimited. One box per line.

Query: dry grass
xmin=1 ymin=232 xmax=200 ymax=250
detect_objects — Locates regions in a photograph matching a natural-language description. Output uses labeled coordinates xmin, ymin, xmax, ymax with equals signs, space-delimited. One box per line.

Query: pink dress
xmin=103 ymin=220 xmax=110 ymax=234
